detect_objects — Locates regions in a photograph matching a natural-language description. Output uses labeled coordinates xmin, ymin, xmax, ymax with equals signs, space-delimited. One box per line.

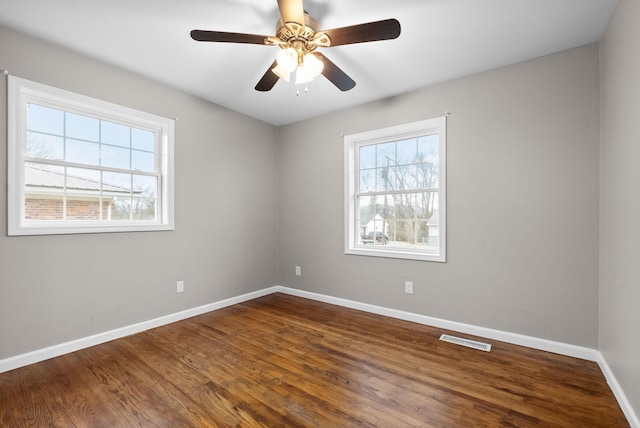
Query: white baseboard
xmin=597 ymin=353 xmax=640 ymax=427
xmin=1 ymin=284 xmax=636 ymax=427
xmin=0 ymin=287 xmax=278 ymax=374
xmin=273 ymin=286 xmax=599 ymax=361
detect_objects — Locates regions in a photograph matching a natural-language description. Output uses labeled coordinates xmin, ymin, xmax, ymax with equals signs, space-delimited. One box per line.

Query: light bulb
xmin=276 ymin=48 xmax=298 ymax=73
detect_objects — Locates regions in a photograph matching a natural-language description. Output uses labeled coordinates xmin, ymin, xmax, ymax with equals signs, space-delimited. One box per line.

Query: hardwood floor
xmin=0 ymin=293 xmax=629 ymax=427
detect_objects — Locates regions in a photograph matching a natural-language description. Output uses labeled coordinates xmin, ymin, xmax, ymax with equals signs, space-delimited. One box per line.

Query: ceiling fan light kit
xmin=190 ymin=0 xmax=400 ymax=93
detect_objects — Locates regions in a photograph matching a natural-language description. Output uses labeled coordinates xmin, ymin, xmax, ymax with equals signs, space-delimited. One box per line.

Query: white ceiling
xmin=0 ymin=0 xmax=617 ymax=126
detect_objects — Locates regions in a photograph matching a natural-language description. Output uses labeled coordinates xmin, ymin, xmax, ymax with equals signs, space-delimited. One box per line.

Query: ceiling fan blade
xmin=315 ymin=53 xmax=355 ymax=91
xmin=277 ymin=0 xmax=305 ymax=25
xmin=255 ymin=61 xmax=280 ymax=91
xmin=322 ymin=19 xmax=401 ymax=47
xmin=190 ymin=30 xmax=268 ymax=45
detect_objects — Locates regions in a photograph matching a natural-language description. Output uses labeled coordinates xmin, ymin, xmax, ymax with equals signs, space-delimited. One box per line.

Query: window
xmin=344 ymin=117 xmax=446 ymax=262
xmin=8 ymin=76 xmax=174 ymax=235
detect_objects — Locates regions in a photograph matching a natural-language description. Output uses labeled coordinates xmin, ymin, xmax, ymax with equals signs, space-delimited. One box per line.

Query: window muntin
xmin=8 ymin=76 xmax=174 ymax=235
xmin=344 ymin=117 xmax=446 ymax=262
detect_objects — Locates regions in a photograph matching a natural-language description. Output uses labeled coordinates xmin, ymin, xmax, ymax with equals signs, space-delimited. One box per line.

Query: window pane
xmin=66 ymin=167 xmax=101 ymax=193
xmin=418 ymin=134 xmax=438 ymax=162
xmin=24 ymin=163 xmax=64 ymax=220
xmin=66 ymin=112 xmax=99 ymax=142
xmin=65 ymin=167 xmax=102 ymax=220
xmin=103 ymin=171 xmax=131 ymax=192
xmin=101 ymin=144 xmax=130 ymax=169
xmin=396 ymin=192 xmax=415 ymax=220
xmin=391 ymin=220 xmax=417 ymax=246
xmin=66 ymin=138 xmax=99 ymax=165
xmin=27 ymin=132 xmax=64 ymax=160
xmin=102 ymin=121 xmax=130 ymax=148
xmin=396 ymin=138 xmax=417 ymax=165
xmin=376 ymin=166 xmax=396 ymax=191
xmin=133 ymin=174 xmax=157 ymax=198
xmin=397 ymin=164 xmax=417 ymax=189
xmin=376 ymin=142 xmax=395 ymax=167
xmin=416 ymin=192 xmax=437 ymax=220
xmin=27 ymin=104 xmax=63 ymax=135
xmin=383 ymin=197 xmax=398 ymax=222
xmin=358 ymin=195 xmax=375 ymax=244
xmin=108 ymin=197 xmax=131 ymax=220
xmin=359 ymin=168 xmax=375 ymax=193
xmin=417 ymin=162 xmax=438 ymax=188
xmin=132 ymin=128 xmax=155 ymax=151
xmin=359 ymin=144 xmax=376 ymax=169
xmin=132 ymin=198 xmax=156 ymax=220
xmin=390 ymin=193 xmax=415 ymax=246
xmin=132 ymin=149 xmax=155 ymax=172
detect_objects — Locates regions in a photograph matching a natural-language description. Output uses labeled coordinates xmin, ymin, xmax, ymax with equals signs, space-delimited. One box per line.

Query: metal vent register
xmin=439 ymin=334 xmax=492 ymax=352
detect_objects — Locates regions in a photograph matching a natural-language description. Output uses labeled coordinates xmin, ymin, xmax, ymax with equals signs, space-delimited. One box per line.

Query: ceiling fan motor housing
xmin=274 ymin=13 xmax=331 ymax=56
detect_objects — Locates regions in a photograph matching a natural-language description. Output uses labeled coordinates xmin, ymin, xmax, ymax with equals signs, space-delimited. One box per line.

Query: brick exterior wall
xmin=26 ymin=198 xmax=111 ymax=220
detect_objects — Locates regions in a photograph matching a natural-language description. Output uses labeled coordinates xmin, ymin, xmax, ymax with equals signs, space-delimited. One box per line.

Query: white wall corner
xmin=596 ymin=353 xmax=640 ymax=428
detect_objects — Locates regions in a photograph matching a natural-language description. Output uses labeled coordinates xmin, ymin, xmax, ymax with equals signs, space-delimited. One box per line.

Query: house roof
xmin=360 ymin=211 xmax=384 ymax=226
xmin=25 ymin=164 xmax=132 ymax=194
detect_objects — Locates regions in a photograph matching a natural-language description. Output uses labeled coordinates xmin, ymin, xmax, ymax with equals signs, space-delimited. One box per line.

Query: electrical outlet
xmin=176 ymin=280 xmax=184 ymax=293
xmin=295 ymin=266 xmax=301 ymax=276
xmin=405 ymin=281 xmax=413 ymax=294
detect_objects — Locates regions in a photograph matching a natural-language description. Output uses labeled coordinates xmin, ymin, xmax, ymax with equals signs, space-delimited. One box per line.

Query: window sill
xmin=345 ymin=247 xmax=445 ymax=263
xmin=9 ymin=221 xmax=174 ymax=236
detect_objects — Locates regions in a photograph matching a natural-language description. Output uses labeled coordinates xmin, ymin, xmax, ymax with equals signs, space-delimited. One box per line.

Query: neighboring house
xmin=425 ymin=210 xmax=439 ymax=246
xmin=25 ymin=164 xmax=135 ymax=220
xmin=360 ymin=207 xmax=440 ymax=246
xmin=359 ymin=211 xmax=389 ymax=238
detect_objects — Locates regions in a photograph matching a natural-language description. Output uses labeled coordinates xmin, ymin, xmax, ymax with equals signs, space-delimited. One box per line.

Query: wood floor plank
xmin=148 ymin=315 xmax=390 ymax=426
xmin=0 ymin=293 xmax=629 ymax=427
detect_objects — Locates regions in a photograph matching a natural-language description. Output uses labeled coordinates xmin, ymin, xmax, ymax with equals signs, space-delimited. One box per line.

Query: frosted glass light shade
xmin=271 ymin=64 xmax=291 ymax=82
xmin=303 ymin=53 xmax=323 ymax=78
xmin=295 ymin=67 xmax=313 ymax=84
xmin=276 ymin=48 xmax=298 ymax=73
xmin=295 ymin=53 xmax=324 ymax=84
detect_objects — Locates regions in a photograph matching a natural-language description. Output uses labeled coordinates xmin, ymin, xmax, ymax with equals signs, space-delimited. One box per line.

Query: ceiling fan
xmin=190 ymin=0 xmax=401 ymax=92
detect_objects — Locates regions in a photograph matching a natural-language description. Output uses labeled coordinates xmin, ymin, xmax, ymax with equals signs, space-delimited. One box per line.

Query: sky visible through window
xmin=358 ymin=134 xmax=439 ymax=194
xmin=26 ymin=103 xmax=157 ymax=196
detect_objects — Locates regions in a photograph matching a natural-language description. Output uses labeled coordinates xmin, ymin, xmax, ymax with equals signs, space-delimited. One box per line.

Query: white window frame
xmin=344 ymin=117 xmax=446 ymax=262
xmin=7 ymin=76 xmax=175 ymax=236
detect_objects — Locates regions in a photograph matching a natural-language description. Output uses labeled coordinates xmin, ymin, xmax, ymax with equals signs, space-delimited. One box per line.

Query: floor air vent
xmin=439 ymin=334 xmax=492 ymax=352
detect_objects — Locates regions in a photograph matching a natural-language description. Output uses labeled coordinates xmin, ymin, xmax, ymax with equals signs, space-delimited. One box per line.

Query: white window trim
xmin=344 ymin=117 xmax=447 ymax=262
xmin=7 ymin=75 xmax=175 ymax=236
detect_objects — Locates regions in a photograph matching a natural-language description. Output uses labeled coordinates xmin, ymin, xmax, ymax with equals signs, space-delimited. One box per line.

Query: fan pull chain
xmin=295 ymin=83 xmax=311 ymax=96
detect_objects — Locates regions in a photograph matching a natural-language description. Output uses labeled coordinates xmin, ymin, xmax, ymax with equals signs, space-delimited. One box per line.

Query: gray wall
xmin=0 ymin=26 xmax=278 ymax=359
xmin=277 ymin=44 xmax=600 ymax=347
xmin=600 ymin=0 xmax=640 ymax=414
